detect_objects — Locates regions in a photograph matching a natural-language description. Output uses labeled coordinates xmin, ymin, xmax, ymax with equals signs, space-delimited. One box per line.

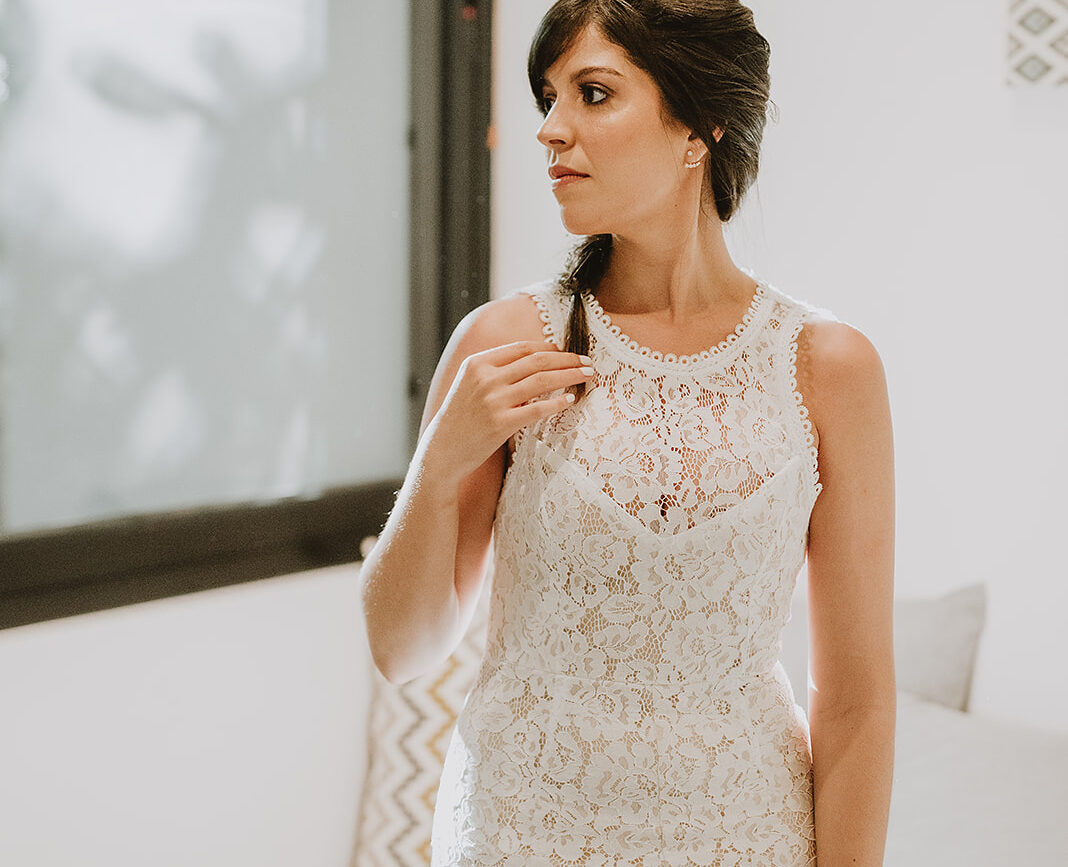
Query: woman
xmin=361 ymin=1 xmax=896 ymax=864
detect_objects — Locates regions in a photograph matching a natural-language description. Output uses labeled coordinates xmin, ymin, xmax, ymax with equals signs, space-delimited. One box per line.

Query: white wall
xmin=493 ymin=0 xmax=1068 ymax=733
xmin=0 ymin=565 xmax=371 ymax=866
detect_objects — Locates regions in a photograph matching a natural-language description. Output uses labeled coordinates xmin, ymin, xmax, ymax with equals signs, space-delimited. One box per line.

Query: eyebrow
xmin=542 ymin=65 xmax=624 ymax=89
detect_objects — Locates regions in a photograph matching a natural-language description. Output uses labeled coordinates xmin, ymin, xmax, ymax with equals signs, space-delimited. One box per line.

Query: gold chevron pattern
xmin=351 ymin=580 xmax=491 ymax=866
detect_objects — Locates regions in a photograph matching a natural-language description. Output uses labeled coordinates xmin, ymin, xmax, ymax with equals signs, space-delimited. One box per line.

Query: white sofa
xmin=886 ymin=688 xmax=1068 ymax=865
xmin=793 ymin=581 xmax=1068 ymax=865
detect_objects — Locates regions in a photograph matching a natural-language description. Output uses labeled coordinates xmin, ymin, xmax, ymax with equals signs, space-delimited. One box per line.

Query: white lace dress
xmin=430 ymin=271 xmax=834 ymax=866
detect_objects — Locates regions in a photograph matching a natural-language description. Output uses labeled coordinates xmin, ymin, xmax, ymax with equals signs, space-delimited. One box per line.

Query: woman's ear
xmin=685 ymin=131 xmax=710 ymax=163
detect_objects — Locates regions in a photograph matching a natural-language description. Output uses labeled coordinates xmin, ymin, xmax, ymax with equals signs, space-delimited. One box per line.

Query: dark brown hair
xmin=528 ymin=0 xmax=774 ymax=398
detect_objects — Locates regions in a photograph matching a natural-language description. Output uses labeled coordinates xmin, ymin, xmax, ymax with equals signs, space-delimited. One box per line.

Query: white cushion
xmin=894 ymin=582 xmax=986 ymax=711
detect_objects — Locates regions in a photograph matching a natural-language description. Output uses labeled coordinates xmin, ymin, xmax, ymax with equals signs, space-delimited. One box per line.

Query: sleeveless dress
xmin=430 ymin=269 xmax=835 ymax=866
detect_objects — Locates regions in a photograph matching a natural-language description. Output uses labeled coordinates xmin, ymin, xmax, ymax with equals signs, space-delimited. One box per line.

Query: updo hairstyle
xmin=527 ymin=0 xmax=774 ymax=398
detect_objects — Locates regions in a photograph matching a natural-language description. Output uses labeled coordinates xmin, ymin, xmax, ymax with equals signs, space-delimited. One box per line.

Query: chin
xmin=558 ymin=208 xmax=607 ymax=237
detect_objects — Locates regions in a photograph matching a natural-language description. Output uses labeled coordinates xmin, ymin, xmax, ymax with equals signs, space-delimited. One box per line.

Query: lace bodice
xmin=431 ymin=271 xmax=835 ymax=866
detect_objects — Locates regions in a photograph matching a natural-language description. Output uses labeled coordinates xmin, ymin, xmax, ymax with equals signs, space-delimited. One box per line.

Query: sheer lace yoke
xmin=522 ymin=430 xmax=810 ymax=545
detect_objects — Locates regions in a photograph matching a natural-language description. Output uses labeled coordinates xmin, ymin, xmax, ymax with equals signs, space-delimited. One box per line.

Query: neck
xmin=597 ymin=209 xmax=754 ymax=319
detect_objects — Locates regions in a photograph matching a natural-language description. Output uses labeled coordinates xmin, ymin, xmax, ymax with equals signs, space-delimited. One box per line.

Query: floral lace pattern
xmin=431 ymin=275 xmax=834 ymax=866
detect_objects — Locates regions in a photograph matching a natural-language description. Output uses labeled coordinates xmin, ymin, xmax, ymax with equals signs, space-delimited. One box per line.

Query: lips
xmin=551 ymin=175 xmax=588 ymax=192
xmin=548 ymin=164 xmax=589 ymax=181
xmin=549 ymin=165 xmax=590 ymax=191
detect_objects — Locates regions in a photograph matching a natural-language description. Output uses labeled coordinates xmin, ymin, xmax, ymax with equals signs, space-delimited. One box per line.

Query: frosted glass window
xmin=0 ymin=1 xmax=410 ymax=534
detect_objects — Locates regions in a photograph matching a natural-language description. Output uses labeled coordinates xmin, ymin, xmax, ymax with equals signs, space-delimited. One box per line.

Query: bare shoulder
xmin=419 ymin=289 xmax=558 ymax=437
xmin=448 ymin=290 xmax=556 ymax=359
xmin=795 ymin=314 xmax=889 ymax=446
xmin=799 ymin=315 xmax=885 ymax=384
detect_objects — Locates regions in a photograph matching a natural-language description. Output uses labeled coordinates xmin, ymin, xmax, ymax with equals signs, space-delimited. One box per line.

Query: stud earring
xmin=684 ymin=150 xmax=702 ymax=169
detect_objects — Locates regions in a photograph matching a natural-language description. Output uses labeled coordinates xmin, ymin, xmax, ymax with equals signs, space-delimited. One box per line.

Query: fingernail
xmin=565 ymin=393 xmax=576 ymax=403
xmin=579 ymin=355 xmax=593 ymax=365
xmin=580 ymin=366 xmax=595 ymax=376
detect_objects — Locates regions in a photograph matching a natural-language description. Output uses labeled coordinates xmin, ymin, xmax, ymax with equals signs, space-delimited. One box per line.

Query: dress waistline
xmin=476 ymin=654 xmax=789 ymax=705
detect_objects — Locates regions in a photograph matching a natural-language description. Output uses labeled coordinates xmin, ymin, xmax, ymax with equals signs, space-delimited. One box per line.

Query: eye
xmin=581 ymin=84 xmax=609 ymax=105
xmin=536 ymin=84 xmax=609 ymax=116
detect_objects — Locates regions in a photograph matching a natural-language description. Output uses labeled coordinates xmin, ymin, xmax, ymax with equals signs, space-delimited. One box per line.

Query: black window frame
xmin=0 ymin=0 xmax=492 ymax=630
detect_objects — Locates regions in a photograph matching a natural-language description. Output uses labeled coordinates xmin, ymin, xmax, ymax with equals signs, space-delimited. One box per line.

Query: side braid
xmin=556 ymin=233 xmax=612 ymax=401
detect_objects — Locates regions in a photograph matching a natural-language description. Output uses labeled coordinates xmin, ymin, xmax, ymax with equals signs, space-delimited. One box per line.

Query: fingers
xmin=457 ymin=340 xmax=592 ymax=438
xmin=506 ymin=365 xmax=593 ymax=407
xmin=510 ymin=390 xmax=578 ymax=428
xmin=477 ymin=340 xmax=565 ymax=367
xmin=498 ymin=347 xmax=593 ymax=386
xmin=464 ymin=342 xmax=593 ymax=406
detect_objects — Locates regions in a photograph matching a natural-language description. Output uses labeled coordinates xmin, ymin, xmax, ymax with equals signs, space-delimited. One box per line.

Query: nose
xmin=536 ymin=101 xmax=571 ymax=152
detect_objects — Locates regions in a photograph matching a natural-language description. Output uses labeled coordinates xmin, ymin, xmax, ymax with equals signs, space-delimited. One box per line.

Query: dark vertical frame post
xmin=407 ymin=1 xmax=445 ymax=449
xmin=407 ymin=0 xmax=493 ymax=453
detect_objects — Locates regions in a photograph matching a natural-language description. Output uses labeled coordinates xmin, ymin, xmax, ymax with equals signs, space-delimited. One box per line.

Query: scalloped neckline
xmin=582 ymin=277 xmax=769 ymax=367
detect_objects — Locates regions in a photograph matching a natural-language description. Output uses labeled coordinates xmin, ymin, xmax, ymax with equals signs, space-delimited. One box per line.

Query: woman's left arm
xmin=799 ymin=318 xmax=896 ymax=866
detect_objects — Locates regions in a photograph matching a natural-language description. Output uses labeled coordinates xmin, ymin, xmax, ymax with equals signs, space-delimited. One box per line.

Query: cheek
xmin=589 ymin=116 xmax=680 ymax=194
xmin=604 ymin=137 xmax=681 ymax=207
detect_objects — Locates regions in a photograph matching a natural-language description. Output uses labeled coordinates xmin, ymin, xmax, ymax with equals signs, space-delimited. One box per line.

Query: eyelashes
xmin=536 ymin=83 xmax=610 ymax=116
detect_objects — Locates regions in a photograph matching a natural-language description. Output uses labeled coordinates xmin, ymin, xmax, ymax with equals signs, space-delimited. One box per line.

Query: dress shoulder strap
xmin=505 ymin=279 xmax=571 ymax=350
xmin=760 ymin=281 xmax=842 ymax=356
xmin=759 ymin=280 xmax=843 ymax=503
